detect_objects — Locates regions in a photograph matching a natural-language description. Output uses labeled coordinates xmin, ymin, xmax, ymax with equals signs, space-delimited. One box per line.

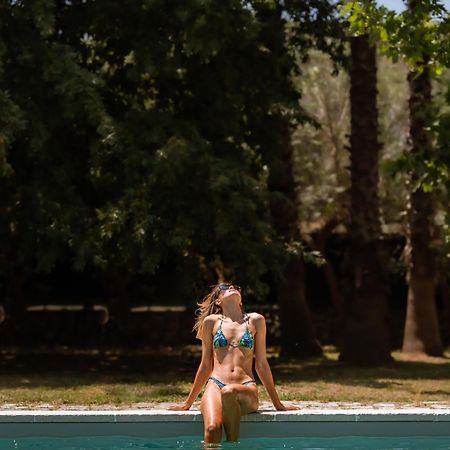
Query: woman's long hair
xmin=193 ymin=283 xmax=244 ymax=340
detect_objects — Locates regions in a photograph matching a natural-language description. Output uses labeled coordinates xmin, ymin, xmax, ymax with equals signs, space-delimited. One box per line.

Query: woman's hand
xmin=275 ymin=402 xmax=300 ymax=411
xmin=168 ymin=402 xmax=192 ymax=411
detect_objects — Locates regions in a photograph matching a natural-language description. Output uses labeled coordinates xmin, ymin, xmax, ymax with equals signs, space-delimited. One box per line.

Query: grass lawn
xmin=0 ymin=346 xmax=449 ymax=408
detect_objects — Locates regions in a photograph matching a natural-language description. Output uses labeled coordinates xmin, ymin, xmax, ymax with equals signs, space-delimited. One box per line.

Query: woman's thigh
xmin=200 ymin=381 xmax=223 ymax=425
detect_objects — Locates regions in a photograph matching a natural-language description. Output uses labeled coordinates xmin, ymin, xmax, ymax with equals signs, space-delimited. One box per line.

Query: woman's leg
xmin=200 ymin=381 xmax=223 ymax=444
xmin=221 ymin=383 xmax=258 ymax=442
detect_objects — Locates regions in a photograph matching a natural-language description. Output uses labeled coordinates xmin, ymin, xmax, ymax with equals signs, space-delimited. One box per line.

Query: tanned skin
xmin=169 ymin=285 xmax=298 ymax=444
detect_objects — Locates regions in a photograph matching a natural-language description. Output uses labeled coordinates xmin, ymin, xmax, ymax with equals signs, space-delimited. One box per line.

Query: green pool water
xmin=1 ymin=436 xmax=450 ymax=450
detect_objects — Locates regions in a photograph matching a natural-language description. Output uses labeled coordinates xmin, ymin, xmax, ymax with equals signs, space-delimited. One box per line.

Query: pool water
xmin=1 ymin=436 xmax=450 ymax=450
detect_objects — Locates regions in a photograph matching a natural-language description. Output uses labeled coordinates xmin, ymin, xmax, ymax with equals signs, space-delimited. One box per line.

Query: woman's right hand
xmin=168 ymin=402 xmax=191 ymax=411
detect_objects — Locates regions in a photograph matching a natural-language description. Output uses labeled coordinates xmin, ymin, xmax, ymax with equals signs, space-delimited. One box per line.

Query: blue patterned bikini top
xmin=213 ymin=314 xmax=254 ymax=349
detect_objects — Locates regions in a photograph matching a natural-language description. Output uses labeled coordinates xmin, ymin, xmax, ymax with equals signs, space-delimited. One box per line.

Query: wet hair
xmin=193 ymin=283 xmax=244 ymax=340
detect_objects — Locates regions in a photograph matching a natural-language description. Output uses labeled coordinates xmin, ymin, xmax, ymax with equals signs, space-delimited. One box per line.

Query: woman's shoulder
xmin=204 ymin=314 xmax=221 ymax=324
xmin=201 ymin=314 xmax=221 ymax=336
xmin=247 ymin=312 xmax=265 ymax=322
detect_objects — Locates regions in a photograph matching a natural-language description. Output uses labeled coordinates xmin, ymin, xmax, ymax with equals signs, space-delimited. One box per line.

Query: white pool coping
xmin=1 ymin=407 xmax=450 ymax=438
xmin=1 ymin=407 xmax=450 ymax=422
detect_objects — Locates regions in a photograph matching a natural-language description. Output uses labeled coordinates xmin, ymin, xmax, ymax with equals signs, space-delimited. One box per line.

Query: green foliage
xmin=0 ymin=0 xmax=354 ymax=305
xmin=376 ymin=55 xmax=410 ymax=224
xmin=76 ymin=0 xmax=301 ymax=299
xmin=340 ymin=0 xmax=450 ymax=76
xmin=293 ymin=51 xmax=411 ymax=229
xmin=341 ymin=0 xmax=450 ymax=261
xmin=0 ymin=90 xmax=26 ymax=178
xmin=283 ymin=0 xmax=347 ymax=67
xmin=434 ymin=84 xmax=450 ymax=258
xmin=292 ymin=50 xmax=350 ymax=228
xmin=1 ymin=0 xmax=345 ymax=303
xmin=0 ymin=0 xmax=110 ymax=277
xmin=283 ymin=240 xmax=326 ymax=266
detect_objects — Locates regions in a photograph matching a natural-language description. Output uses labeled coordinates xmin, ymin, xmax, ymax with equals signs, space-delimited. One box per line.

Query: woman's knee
xmin=221 ymin=385 xmax=238 ymax=402
xmin=205 ymin=421 xmax=222 ymax=439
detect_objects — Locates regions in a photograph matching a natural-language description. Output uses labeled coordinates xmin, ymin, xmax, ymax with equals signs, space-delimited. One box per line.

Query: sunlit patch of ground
xmin=0 ymin=346 xmax=449 ymax=408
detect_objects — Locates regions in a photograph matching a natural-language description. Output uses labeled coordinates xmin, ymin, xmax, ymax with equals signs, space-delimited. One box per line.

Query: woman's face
xmin=217 ymin=284 xmax=241 ymax=302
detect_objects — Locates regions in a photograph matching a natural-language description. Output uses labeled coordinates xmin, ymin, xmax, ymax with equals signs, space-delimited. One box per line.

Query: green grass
xmin=0 ymin=346 xmax=449 ymax=408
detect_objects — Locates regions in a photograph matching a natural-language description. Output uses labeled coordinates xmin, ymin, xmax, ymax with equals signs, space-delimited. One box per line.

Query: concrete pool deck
xmin=1 ymin=403 xmax=450 ymax=438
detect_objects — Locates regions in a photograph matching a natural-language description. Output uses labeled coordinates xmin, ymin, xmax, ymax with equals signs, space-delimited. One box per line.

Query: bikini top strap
xmin=218 ymin=314 xmax=224 ymax=330
xmin=244 ymin=313 xmax=250 ymax=330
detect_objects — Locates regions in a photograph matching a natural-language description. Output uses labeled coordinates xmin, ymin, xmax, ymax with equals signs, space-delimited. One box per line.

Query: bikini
xmin=209 ymin=314 xmax=256 ymax=390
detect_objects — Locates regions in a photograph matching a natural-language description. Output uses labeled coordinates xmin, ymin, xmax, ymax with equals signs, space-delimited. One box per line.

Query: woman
xmin=169 ymin=283 xmax=298 ymax=444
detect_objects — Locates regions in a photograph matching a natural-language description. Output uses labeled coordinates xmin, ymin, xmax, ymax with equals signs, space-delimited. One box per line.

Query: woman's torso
xmin=210 ymin=313 xmax=256 ymax=383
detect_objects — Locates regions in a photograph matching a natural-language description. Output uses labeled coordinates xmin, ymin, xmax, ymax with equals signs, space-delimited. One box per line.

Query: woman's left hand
xmin=168 ymin=402 xmax=192 ymax=411
xmin=275 ymin=402 xmax=300 ymax=411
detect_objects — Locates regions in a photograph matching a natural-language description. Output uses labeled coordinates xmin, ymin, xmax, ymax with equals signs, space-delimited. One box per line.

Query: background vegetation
xmin=1 ymin=0 xmax=450 ymax=371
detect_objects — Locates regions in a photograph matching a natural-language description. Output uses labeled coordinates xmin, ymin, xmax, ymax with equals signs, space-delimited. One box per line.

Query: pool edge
xmin=1 ymin=408 xmax=450 ymax=438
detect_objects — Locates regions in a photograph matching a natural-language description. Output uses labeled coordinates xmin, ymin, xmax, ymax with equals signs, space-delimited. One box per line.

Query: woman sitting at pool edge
xmin=169 ymin=283 xmax=298 ymax=444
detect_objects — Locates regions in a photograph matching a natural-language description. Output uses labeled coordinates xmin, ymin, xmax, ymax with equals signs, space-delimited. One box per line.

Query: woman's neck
xmin=221 ymin=303 xmax=244 ymax=323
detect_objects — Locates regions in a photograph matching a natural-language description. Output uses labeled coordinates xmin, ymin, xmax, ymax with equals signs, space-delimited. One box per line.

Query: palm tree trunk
xmin=339 ymin=34 xmax=392 ymax=365
xmin=402 ymin=64 xmax=443 ymax=356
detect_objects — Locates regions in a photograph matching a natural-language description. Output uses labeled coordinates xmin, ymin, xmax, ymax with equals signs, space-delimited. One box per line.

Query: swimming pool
xmin=1 ymin=435 xmax=450 ymax=449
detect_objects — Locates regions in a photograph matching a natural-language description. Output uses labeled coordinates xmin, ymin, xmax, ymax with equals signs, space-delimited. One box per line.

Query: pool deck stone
xmin=1 ymin=402 xmax=450 ymax=423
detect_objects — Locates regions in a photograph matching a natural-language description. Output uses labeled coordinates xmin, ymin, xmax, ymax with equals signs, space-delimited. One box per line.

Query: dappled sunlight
xmin=0 ymin=346 xmax=449 ymax=407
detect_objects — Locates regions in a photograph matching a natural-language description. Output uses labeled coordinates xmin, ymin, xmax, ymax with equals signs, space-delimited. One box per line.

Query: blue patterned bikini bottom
xmin=209 ymin=375 xmax=256 ymax=390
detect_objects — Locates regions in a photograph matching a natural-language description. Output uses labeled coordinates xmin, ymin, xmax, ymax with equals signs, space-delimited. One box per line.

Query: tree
xmin=0 ymin=0 xmax=289 ymax=320
xmin=1 ymin=0 xmax=335 ymax=337
xmin=292 ymin=50 xmax=412 ymax=347
xmin=342 ymin=0 xmax=449 ymax=356
xmin=292 ymin=50 xmax=349 ymax=344
xmin=0 ymin=0 xmax=110 ymax=316
xmin=242 ymin=1 xmax=323 ymax=357
xmin=403 ymin=56 xmax=443 ymax=356
xmin=339 ymin=31 xmax=392 ymax=364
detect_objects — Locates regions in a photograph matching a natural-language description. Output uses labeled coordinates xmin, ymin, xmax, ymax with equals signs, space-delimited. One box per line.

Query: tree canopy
xmin=1 ymin=0 xmax=343 ymax=304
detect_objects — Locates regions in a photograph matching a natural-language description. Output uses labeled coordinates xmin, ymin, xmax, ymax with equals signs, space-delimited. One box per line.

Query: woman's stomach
xmin=212 ymin=350 xmax=254 ymax=383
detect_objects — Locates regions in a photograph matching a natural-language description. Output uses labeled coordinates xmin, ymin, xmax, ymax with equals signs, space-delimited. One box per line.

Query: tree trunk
xmin=339 ymin=34 xmax=392 ymax=365
xmin=277 ymin=251 xmax=322 ymax=357
xmin=440 ymin=275 xmax=450 ymax=347
xmin=309 ymin=218 xmax=345 ymax=349
xmin=269 ymin=126 xmax=322 ymax=358
xmin=402 ymin=63 xmax=443 ymax=356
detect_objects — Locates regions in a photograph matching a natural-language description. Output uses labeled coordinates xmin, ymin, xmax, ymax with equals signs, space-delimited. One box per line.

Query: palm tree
xmin=339 ymin=33 xmax=392 ymax=365
xmin=402 ymin=60 xmax=443 ymax=356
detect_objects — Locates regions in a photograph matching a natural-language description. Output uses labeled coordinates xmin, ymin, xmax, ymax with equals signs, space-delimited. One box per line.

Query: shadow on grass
xmin=0 ymin=346 xmax=199 ymax=389
xmin=421 ymin=390 xmax=450 ymax=396
xmin=270 ymin=354 xmax=450 ymax=387
xmin=0 ymin=346 xmax=449 ymax=391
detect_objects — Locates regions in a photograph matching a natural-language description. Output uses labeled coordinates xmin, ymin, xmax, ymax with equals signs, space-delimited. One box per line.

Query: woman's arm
xmin=253 ymin=313 xmax=298 ymax=411
xmin=168 ymin=316 xmax=215 ymax=410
